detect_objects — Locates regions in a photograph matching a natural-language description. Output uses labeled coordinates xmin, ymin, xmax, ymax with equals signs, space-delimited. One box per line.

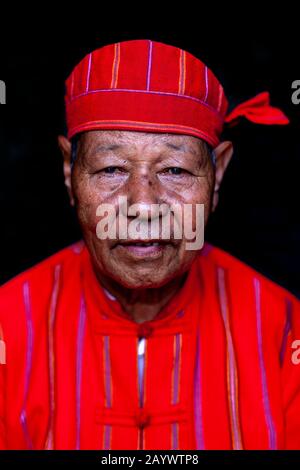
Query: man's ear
xmin=57 ymin=135 xmax=75 ymax=206
xmin=212 ymin=141 xmax=233 ymax=212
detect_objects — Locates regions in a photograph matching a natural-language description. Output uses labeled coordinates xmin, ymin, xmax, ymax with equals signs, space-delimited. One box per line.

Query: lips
xmin=112 ymin=239 xmax=173 ymax=248
xmin=112 ymin=239 xmax=173 ymax=258
xmin=124 ymin=241 xmax=160 ymax=247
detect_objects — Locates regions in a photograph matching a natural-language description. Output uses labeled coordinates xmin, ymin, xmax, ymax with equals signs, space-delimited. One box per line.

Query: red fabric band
xmin=65 ymin=41 xmax=289 ymax=148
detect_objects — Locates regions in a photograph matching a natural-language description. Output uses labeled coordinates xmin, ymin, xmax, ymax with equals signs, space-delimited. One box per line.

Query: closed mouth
xmin=112 ymin=239 xmax=173 ymax=248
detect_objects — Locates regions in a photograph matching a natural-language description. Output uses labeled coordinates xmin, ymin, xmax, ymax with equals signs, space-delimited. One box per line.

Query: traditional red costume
xmin=0 ymin=40 xmax=299 ymax=450
xmin=0 ymin=242 xmax=299 ymax=450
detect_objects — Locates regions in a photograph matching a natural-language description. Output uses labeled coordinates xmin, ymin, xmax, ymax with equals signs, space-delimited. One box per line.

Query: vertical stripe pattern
xmin=110 ymin=43 xmax=120 ymax=89
xmin=172 ymin=333 xmax=182 ymax=404
xmin=254 ymin=277 xmax=277 ymax=449
xmin=103 ymin=335 xmax=112 ymax=408
xmin=0 ymin=322 xmax=5 ymax=365
xmin=75 ymin=295 xmax=86 ymax=450
xmin=70 ymin=73 xmax=74 ymax=100
xmin=279 ymin=298 xmax=292 ymax=366
xmin=171 ymin=422 xmax=179 ymax=450
xmin=20 ymin=281 xmax=34 ymax=449
xmin=217 ymin=267 xmax=243 ymax=450
xmin=217 ymin=84 xmax=223 ymax=112
xmin=146 ymin=40 xmax=153 ymax=91
xmin=85 ymin=53 xmax=92 ymax=93
xmin=45 ymin=264 xmax=61 ymax=450
xmin=103 ymin=424 xmax=112 ymax=450
xmin=204 ymin=66 xmax=209 ymax=102
xmin=178 ymin=50 xmax=186 ymax=95
xmin=193 ymin=329 xmax=204 ymax=449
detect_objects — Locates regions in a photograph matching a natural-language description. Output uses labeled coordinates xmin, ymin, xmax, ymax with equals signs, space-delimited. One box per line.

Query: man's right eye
xmin=103 ymin=166 xmax=118 ymax=174
xmin=94 ymin=166 xmax=126 ymax=176
xmin=99 ymin=166 xmax=119 ymax=175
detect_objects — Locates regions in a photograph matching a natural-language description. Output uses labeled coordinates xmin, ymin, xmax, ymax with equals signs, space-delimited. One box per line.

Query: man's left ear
xmin=212 ymin=141 xmax=233 ymax=212
xmin=57 ymin=135 xmax=75 ymax=206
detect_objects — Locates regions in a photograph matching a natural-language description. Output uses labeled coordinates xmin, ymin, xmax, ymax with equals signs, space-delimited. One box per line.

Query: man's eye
xmin=103 ymin=166 xmax=118 ymax=174
xmin=95 ymin=166 xmax=128 ymax=175
xmin=166 ymin=167 xmax=185 ymax=175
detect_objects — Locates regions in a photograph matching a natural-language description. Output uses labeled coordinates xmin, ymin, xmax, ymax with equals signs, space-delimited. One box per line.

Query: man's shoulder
xmin=200 ymin=243 xmax=299 ymax=304
xmin=0 ymin=240 xmax=85 ymax=308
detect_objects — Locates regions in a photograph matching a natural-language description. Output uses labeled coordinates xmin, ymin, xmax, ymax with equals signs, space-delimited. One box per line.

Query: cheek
xmin=190 ymin=176 xmax=214 ymax=224
xmin=167 ymin=173 xmax=214 ymax=204
xmin=167 ymin=177 xmax=214 ymax=232
xmin=73 ymin=177 xmax=104 ymax=233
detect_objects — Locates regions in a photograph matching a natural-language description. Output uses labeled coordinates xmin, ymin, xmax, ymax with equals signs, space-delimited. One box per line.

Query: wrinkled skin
xmin=59 ymin=130 xmax=233 ymax=322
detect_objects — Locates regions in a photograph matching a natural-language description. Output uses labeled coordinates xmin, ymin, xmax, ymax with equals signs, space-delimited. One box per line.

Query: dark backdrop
xmin=0 ymin=26 xmax=299 ymax=297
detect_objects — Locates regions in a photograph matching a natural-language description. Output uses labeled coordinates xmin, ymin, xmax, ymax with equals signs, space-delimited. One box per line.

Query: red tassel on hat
xmin=225 ymin=92 xmax=290 ymax=126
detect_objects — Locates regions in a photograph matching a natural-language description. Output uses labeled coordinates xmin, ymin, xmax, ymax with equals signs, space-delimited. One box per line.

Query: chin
xmin=112 ymin=270 xmax=171 ymax=289
xmin=111 ymin=261 xmax=186 ymax=290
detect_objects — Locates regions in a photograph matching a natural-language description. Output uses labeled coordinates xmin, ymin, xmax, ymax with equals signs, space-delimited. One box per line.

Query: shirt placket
xmin=136 ymin=323 xmax=153 ymax=449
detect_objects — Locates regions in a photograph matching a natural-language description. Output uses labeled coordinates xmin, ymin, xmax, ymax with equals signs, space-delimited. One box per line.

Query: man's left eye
xmin=166 ymin=167 xmax=185 ymax=175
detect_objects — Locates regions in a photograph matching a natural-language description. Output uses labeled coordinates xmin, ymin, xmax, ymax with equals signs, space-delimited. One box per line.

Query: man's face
xmin=71 ymin=130 xmax=216 ymax=289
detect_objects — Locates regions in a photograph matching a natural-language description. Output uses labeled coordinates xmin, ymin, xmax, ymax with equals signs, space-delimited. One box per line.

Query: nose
xmin=128 ymin=172 xmax=160 ymax=208
xmin=120 ymin=171 xmax=164 ymax=223
xmin=118 ymin=172 xmax=170 ymax=240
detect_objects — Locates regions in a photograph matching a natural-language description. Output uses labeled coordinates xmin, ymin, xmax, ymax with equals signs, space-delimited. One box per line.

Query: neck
xmin=95 ymin=273 xmax=186 ymax=323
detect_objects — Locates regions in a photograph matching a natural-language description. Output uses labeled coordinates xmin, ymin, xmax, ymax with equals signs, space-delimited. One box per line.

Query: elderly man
xmin=0 ymin=39 xmax=299 ymax=450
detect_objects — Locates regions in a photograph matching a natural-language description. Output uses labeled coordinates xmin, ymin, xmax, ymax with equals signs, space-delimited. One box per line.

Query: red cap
xmin=65 ymin=40 xmax=289 ymax=147
xmin=65 ymin=39 xmax=228 ymax=147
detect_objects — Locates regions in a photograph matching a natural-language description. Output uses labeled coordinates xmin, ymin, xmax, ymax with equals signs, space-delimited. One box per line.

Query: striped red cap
xmin=65 ymin=40 xmax=229 ymax=147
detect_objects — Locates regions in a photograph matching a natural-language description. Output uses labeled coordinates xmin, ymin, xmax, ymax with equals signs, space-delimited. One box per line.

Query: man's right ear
xmin=58 ymin=135 xmax=75 ymax=206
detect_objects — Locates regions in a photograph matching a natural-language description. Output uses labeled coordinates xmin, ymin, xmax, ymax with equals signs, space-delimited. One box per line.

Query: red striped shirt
xmin=0 ymin=242 xmax=299 ymax=449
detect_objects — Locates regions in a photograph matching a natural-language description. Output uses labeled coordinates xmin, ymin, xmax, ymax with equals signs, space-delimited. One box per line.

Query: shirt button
xmin=137 ymin=323 xmax=153 ymax=339
xmin=136 ymin=409 xmax=151 ymax=428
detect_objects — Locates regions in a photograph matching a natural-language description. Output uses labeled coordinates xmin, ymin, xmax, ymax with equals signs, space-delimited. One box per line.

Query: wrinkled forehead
xmin=77 ymin=130 xmax=210 ymax=154
xmin=70 ymin=130 xmax=213 ymax=170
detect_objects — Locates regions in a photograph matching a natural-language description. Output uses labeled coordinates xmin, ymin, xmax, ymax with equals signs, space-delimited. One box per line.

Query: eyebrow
xmin=165 ymin=143 xmax=185 ymax=151
xmin=92 ymin=144 xmax=121 ymax=153
xmin=165 ymin=142 xmax=202 ymax=157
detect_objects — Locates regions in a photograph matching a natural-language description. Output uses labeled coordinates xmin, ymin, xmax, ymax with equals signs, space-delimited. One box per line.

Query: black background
xmin=0 ymin=20 xmax=299 ymax=297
